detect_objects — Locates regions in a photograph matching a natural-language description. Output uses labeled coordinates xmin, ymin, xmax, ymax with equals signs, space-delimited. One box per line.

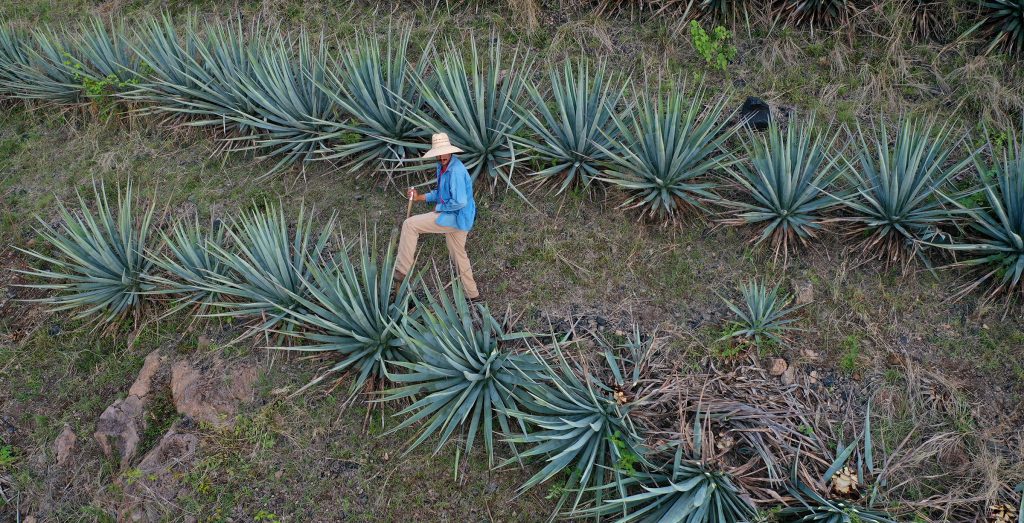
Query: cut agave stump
xmin=740 ymin=96 xmax=772 ymax=131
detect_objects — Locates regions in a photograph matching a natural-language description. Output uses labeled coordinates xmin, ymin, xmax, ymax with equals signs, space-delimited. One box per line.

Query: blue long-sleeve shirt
xmin=424 ymin=155 xmax=476 ymax=231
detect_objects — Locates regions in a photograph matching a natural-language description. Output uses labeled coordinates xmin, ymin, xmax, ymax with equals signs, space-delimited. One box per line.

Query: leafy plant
xmin=404 ymin=38 xmax=530 ymax=189
xmin=72 ymin=18 xmax=142 ymax=94
xmin=840 ymin=117 xmax=974 ymax=269
xmin=720 ymin=116 xmax=846 ymax=261
xmin=0 ymin=27 xmax=82 ymax=103
xmin=938 ymin=130 xmax=1024 ymax=299
xmin=131 ymin=17 xmax=256 ymax=133
xmin=598 ymin=85 xmax=737 ymax=221
xmin=514 ymin=59 xmax=628 ymax=194
xmin=0 ymin=24 xmax=31 ymax=97
xmin=315 ymin=30 xmax=429 ymax=175
xmin=148 ymin=216 xmax=231 ymax=315
xmin=780 ymin=0 xmax=852 ymax=27
xmin=575 ymin=445 xmax=756 ymax=522
xmin=276 ymin=230 xmax=413 ymax=396
xmin=508 ymin=336 xmax=647 ymax=512
xmin=719 ymin=280 xmax=801 ymax=348
xmin=16 ymin=181 xmax=157 ymax=326
xmin=202 ymin=202 xmax=334 ymax=336
xmin=971 ymin=0 xmax=1024 ymax=55
xmin=780 ymin=408 xmax=897 ymax=523
xmin=225 ymin=31 xmax=342 ymax=175
xmin=383 ymin=281 xmax=541 ymax=465
xmin=689 ymin=21 xmax=737 ymax=72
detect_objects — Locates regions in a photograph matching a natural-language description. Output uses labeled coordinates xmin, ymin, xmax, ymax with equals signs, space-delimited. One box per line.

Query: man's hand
xmin=408 ymin=188 xmax=427 ymax=202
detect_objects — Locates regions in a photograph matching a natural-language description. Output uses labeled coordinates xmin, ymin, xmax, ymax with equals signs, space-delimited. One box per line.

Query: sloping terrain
xmin=1 ymin=1 xmax=1023 ymax=522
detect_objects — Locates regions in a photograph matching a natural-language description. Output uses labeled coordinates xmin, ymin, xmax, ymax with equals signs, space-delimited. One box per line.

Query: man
xmin=396 ymin=133 xmax=479 ymax=300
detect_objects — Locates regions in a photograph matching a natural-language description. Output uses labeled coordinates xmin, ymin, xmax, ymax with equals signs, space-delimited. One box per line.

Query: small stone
xmin=128 ymin=350 xmax=163 ymax=399
xmin=792 ymin=279 xmax=814 ymax=306
xmin=781 ymin=365 xmax=797 ymax=386
xmin=769 ymin=358 xmax=788 ymax=376
xmin=23 ymin=517 xmax=36 ymax=523
xmin=48 ymin=324 xmax=61 ymax=337
xmin=196 ymin=335 xmax=213 ymax=350
xmin=802 ymin=349 xmax=819 ymax=360
xmin=54 ymin=424 xmax=77 ymax=466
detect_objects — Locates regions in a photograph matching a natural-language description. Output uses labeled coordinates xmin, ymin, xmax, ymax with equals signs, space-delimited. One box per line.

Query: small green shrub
xmin=689 ymin=20 xmax=737 ymax=72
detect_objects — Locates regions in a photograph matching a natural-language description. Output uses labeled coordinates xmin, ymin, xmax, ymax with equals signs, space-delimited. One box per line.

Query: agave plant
xmin=315 ymin=30 xmax=429 ymax=174
xmin=840 ymin=118 xmax=974 ymax=269
xmin=720 ymin=280 xmax=801 ymax=348
xmin=720 ymin=116 xmax=845 ymax=261
xmin=16 ymin=181 xmax=157 ymax=326
xmin=202 ymin=203 xmax=334 ymax=336
xmin=131 ymin=17 xmax=255 ymax=131
xmin=699 ymin=0 xmax=751 ymax=20
xmin=779 ymin=0 xmax=852 ymax=27
xmin=0 ymin=27 xmax=83 ymax=103
xmin=274 ymin=230 xmax=412 ymax=396
xmin=404 ymin=38 xmax=530 ymax=188
xmin=226 ymin=31 xmax=342 ymax=175
xmin=126 ymin=16 xmax=202 ymax=114
xmin=72 ymin=19 xmax=142 ymax=92
xmin=513 ymin=59 xmax=628 ymax=194
xmin=938 ymin=131 xmax=1024 ymax=299
xmin=576 ymin=445 xmax=756 ymax=523
xmin=780 ymin=408 xmax=897 ymax=523
xmin=0 ymin=25 xmax=30 ymax=96
xmin=598 ymin=85 xmax=737 ymax=221
xmin=508 ymin=336 xmax=647 ymax=512
xmin=973 ymin=0 xmax=1024 ymax=54
xmin=382 ymin=282 xmax=541 ymax=465
xmin=147 ymin=216 xmax=231 ymax=315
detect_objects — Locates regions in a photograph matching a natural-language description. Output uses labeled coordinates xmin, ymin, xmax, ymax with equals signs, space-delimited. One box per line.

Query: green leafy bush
xmin=689 ymin=21 xmax=736 ymax=73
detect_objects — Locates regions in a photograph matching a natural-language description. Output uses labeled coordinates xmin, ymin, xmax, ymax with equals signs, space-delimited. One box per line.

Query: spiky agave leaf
xmin=974 ymin=0 xmax=1024 ymax=55
xmin=720 ymin=116 xmax=846 ymax=261
xmin=575 ymin=445 xmax=756 ymax=523
xmin=0 ymin=26 xmax=82 ymax=103
xmin=514 ymin=58 xmax=628 ymax=194
xmin=126 ymin=15 xmax=203 ymax=114
xmin=15 ymin=181 xmax=156 ymax=326
xmin=507 ymin=336 xmax=647 ymax=513
xmin=404 ymin=38 xmax=530 ymax=188
xmin=202 ymin=202 xmax=334 ymax=336
xmin=147 ymin=216 xmax=232 ymax=315
xmin=598 ymin=85 xmax=737 ymax=221
xmin=382 ymin=281 xmax=541 ymax=465
xmin=315 ymin=30 xmax=429 ymax=174
xmin=273 ymin=230 xmax=413 ymax=396
xmin=781 ymin=409 xmax=896 ymax=523
xmin=225 ymin=31 xmax=342 ymax=175
xmin=780 ymin=0 xmax=852 ymax=27
xmin=840 ymin=117 xmax=974 ymax=269
xmin=72 ymin=18 xmax=142 ymax=90
xmin=699 ymin=0 xmax=751 ymax=20
xmin=130 ymin=17 xmax=257 ymax=131
xmin=779 ymin=484 xmax=897 ymax=523
xmin=938 ymin=130 xmax=1024 ymax=299
xmin=719 ymin=279 xmax=801 ymax=348
xmin=0 ymin=24 xmax=31 ymax=97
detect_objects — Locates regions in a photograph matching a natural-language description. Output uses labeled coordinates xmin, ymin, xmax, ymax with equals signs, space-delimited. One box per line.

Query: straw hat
xmin=422 ymin=133 xmax=463 ymax=159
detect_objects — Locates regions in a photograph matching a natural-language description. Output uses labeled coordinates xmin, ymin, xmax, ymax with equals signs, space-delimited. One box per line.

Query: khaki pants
xmin=397 ymin=212 xmax=479 ymax=299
